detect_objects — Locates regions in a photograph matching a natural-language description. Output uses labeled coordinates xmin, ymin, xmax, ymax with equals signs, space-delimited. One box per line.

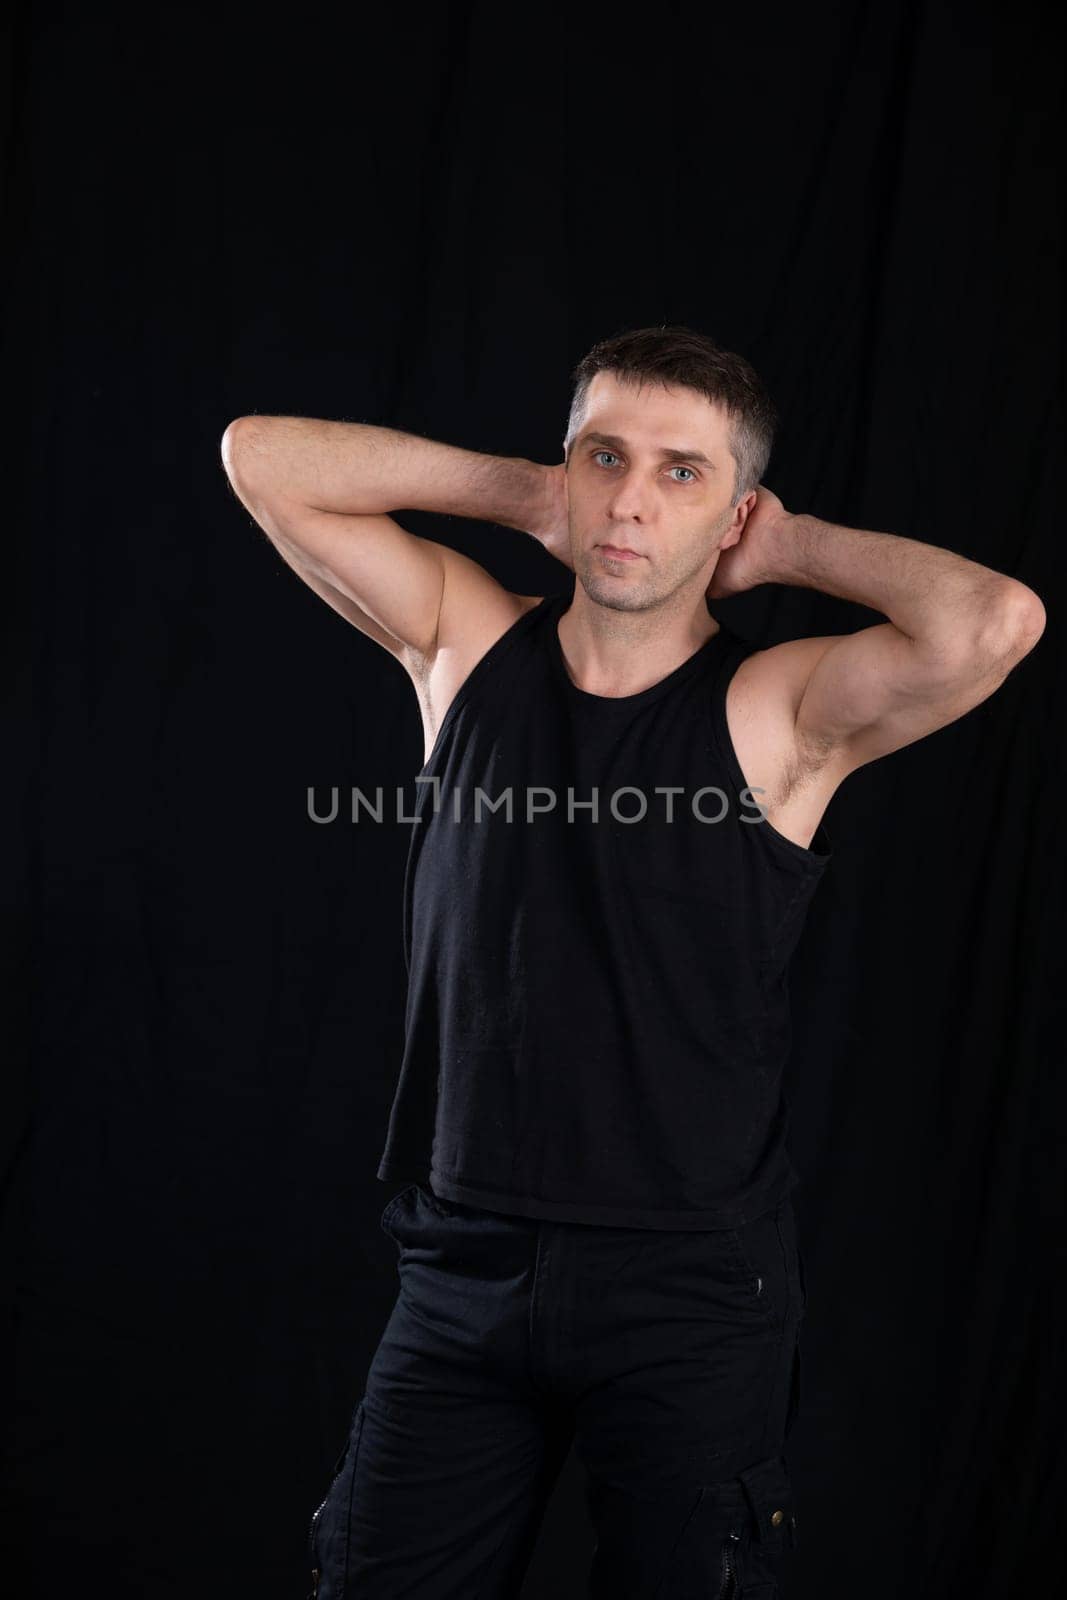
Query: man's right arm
xmin=220 ymin=416 xmax=552 ymax=662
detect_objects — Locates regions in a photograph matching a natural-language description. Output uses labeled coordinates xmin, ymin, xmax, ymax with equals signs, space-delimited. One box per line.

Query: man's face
xmin=563 ymin=372 xmax=750 ymax=612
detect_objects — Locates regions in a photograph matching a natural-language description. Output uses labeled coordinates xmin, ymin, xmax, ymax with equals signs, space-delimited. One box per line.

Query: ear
xmin=718 ymin=491 xmax=757 ymax=550
xmin=735 ymin=489 xmax=758 ymax=525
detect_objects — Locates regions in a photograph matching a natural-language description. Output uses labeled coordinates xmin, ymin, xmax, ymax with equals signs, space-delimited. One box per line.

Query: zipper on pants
xmin=718 ymin=1529 xmax=742 ymax=1598
xmin=307 ymin=1496 xmax=327 ymax=1598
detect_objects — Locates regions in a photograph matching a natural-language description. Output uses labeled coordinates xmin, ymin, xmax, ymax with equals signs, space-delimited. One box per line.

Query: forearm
xmin=223 ymin=415 xmax=546 ymax=532
xmin=760 ymin=512 xmax=1042 ymax=653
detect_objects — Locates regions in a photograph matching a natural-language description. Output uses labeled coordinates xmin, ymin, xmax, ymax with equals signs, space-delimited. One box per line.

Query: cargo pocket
xmin=654 ymin=1453 xmax=797 ymax=1598
xmin=734 ymin=1452 xmax=798 ymax=1596
xmin=307 ymin=1399 xmax=366 ymax=1599
xmin=737 ymin=1452 xmax=797 ymax=1552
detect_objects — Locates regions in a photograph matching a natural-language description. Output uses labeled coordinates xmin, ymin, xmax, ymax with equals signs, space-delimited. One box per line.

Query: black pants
xmin=309 ymin=1182 xmax=807 ymax=1599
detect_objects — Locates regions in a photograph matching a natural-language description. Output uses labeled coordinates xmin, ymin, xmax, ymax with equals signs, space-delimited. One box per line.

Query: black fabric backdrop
xmin=3 ymin=3 xmax=1063 ymax=1596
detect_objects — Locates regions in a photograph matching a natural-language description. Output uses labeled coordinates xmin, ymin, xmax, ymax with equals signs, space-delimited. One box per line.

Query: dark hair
xmin=563 ymin=324 xmax=777 ymax=504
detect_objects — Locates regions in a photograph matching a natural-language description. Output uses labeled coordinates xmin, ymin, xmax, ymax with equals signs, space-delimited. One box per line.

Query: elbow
xmin=221 ymin=416 xmax=275 ymax=488
xmin=220 ymin=417 xmax=254 ymax=475
xmin=915 ymin=581 xmax=1046 ymax=686
xmin=977 ymin=580 xmax=1047 ymax=662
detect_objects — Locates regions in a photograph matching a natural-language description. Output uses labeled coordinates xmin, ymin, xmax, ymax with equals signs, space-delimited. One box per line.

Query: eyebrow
xmin=576 ymin=430 xmax=718 ymax=471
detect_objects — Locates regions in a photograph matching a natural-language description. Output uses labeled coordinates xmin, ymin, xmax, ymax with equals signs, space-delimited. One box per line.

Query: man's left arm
xmin=714 ymin=490 xmax=1048 ymax=771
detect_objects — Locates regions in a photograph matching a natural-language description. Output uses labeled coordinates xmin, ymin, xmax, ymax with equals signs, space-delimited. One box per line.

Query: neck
xmin=556 ymin=586 xmax=720 ymax=698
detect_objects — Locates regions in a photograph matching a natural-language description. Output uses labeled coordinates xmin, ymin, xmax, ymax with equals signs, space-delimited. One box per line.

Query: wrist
xmin=520 ymin=460 xmax=556 ymax=540
xmin=757 ymin=509 xmax=811 ymax=587
xmin=480 ymin=455 xmax=555 ymax=539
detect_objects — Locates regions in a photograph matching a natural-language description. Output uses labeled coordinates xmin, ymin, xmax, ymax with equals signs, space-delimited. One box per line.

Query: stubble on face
xmin=572 ymin=500 xmax=736 ymax=617
xmin=564 ymin=374 xmax=742 ymax=621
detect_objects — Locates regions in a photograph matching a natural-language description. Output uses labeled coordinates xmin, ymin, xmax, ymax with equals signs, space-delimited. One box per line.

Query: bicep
xmin=792 ymin=620 xmax=1028 ymax=771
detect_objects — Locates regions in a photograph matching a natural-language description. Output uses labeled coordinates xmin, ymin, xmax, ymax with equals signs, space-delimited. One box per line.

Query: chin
xmin=576 ymin=571 xmax=656 ymax=612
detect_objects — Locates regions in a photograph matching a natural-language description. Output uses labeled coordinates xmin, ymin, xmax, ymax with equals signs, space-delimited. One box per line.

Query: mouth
xmin=597 ymin=544 xmax=644 ymax=562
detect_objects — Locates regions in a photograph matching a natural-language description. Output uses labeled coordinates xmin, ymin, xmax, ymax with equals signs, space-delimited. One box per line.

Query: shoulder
xmin=726 ymin=634 xmax=843 ymax=743
xmin=720 ymin=633 xmax=852 ymax=835
xmin=406 ymin=589 xmax=551 ymax=766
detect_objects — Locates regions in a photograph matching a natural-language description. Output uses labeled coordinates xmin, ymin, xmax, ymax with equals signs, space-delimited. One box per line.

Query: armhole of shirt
xmin=417 ymin=595 xmax=554 ymax=779
xmin=707 ymin=637 xmax=834 ymax=870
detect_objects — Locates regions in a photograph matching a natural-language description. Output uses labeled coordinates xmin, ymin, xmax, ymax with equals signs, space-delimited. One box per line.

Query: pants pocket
xmin=725 ymin=1201 xmax=807 ymax=1335
xmin=379 ymin=1182 xmax=419 ymax=1237
xmin=722 ymin=1212 xmax=788 ymax=1331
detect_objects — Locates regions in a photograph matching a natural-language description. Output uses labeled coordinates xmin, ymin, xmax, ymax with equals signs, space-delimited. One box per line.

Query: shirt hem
xmin=377 ymin=1158 xmax=794 ymax=1231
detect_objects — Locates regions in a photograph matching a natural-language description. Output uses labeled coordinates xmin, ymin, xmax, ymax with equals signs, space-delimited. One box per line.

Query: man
xmin=222 ymin=326 xmax=1045 ymax=1598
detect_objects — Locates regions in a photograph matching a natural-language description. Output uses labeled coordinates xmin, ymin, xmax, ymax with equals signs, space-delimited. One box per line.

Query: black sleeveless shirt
xmin=377 ymin=592 xmax=832 ymax=1229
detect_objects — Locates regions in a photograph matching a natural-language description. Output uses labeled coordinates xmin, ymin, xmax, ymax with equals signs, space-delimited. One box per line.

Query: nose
xmin=606 ymin=478 xmax=650 ymax=520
